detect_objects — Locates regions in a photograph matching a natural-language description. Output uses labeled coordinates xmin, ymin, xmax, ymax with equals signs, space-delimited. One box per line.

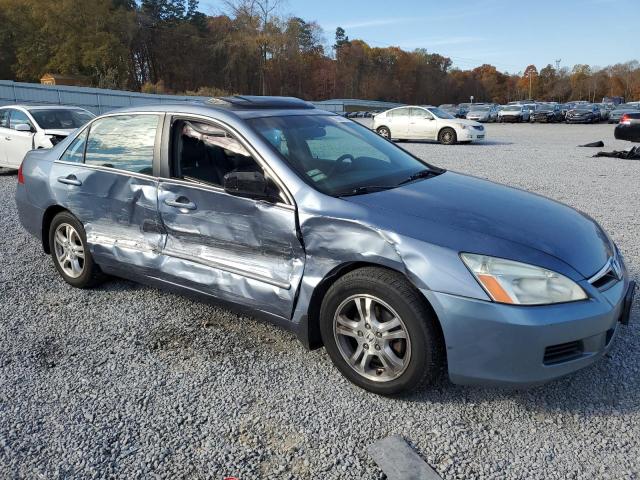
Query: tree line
xmin=1 ymin=0 xmax=639 ymax=104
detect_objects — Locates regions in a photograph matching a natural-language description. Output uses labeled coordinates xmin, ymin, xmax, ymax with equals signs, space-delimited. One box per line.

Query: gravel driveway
xmin=1 ymin=123 xmax=638 ymax=479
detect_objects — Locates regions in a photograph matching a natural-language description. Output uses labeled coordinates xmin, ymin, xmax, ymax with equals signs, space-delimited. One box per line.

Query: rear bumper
xmin=614 ymin=124 xmax=640 ymax=142
xmin=422 ymin=275 xmax=633 ymax=387
xmin=15 ymin=183 xmax=44 ymax=241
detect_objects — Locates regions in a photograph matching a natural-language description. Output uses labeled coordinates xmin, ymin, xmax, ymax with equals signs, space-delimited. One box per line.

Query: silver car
xmin=15 ymin=96 xmax=634 ymax=395
xmin=465 ymin=105 xmax=499 ymax=123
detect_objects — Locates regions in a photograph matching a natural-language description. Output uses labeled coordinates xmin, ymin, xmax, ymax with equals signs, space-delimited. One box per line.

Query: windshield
xmin=248 ymin=114 xmax=438 ymax=197
xmin=616 ymin=103 xmax=639 ymax=110
xmin=469 ymin=106 xmax=490 ymax=112
xmin=504 ymin=105 xmax=522 ymax=111
xmin=29 ymin=109 xmax=95 ymax=130
xmin=427 ymin=107 xmax=455 ymax=119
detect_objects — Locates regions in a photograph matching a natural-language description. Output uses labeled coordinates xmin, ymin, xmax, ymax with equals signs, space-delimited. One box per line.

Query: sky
xmin=200 ymin=0 xmax=639 ymax=74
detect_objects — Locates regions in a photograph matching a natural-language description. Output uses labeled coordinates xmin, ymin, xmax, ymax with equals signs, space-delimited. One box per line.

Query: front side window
xmin=171 ymin=120 xmax=265 ymax=189
xmin=9 ymin=110 xmax=33 ymax=130
xmin=60 ymin=129 xmax=88 ymax=163
xmin=85 ymin=115 xmax=159 ymax=175
xmin=410 ymin=108 xmax=433 ymax=120
xmin=30 ymin=109 xmax=95 ymax=130
xmin=249 ymin=114 xmax=437 ymax=197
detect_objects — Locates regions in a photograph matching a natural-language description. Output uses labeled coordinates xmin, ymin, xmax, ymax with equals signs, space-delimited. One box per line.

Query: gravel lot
xmin=1 ymin=123 xmax=639 ymax=479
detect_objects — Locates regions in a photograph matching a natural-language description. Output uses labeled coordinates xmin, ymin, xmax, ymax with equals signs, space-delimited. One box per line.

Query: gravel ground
xmin=1 ymin=123 xmax=639 ymax=479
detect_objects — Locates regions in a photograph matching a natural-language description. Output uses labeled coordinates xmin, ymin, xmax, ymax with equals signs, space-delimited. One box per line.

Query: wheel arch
xmin=41 ymin=205 xmax=70 ymax=254
xmin=303 ymin=261 xmax=445 ymax=355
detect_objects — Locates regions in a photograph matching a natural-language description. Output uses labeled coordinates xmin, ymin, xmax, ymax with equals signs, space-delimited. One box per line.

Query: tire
xmin=376 ymin=126 xmax=391 ymax=139
xmin=49 ymin=211 xmax=104 ymax=288
xmin=438 ymin=127 xmax=457 ymax=145
xmin=319 ymin=267 xmax=443 ymax=395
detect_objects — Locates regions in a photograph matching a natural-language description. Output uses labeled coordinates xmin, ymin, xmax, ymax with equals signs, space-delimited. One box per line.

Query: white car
xmin=373 ymin=106 xmax=486 ymax=145
xmin=0 ymin=105 xmax=95 ymax=169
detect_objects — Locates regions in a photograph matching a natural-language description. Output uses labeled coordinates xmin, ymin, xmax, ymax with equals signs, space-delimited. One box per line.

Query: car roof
xmin=108 ymin=96 xmax=331 ymax=120
xmin=0 ymin=104 xmax=88 ymax=111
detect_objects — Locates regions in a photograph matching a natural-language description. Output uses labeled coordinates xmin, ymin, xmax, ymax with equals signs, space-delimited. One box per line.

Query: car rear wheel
xmin=438 ymin=127 xmax=457 ymax=145
xmin=376 ymin=126 xmax=391 ymax=139
xmin=319 ymin=267 xmax=443 ymax=395
xmin=49 ymin=211 xmax=104 ymax=288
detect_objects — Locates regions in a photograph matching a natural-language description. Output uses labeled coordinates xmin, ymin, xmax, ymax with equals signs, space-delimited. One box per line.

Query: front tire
xmin=438 ymin=127 xmax=457 ymax=145
xmin=49 ymin=211 xmax=104 ymax=288
xmin=319 ymin=267 xmax=443 ymax=395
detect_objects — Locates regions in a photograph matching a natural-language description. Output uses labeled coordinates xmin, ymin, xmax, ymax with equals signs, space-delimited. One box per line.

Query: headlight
xmin=460 ymin=253 xmax=587 ymax=305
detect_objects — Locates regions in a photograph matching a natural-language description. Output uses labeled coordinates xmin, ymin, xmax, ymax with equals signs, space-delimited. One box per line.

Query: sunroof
xmin=208 ymin=95 xmax=315 ymax=109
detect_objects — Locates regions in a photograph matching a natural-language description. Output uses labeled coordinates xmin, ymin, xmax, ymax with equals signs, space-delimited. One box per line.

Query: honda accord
xmin=15 ymin=96 xmax=634 ymax=395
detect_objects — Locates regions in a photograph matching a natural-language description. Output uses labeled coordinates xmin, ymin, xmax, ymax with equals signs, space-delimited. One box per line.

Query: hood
xmin=452 ymin=118 xmax=482 ymax=127
xmin=42 ymin=128 xmax=75 ymax=136
xmin=345 ymin=172 xmax=612 ymax=278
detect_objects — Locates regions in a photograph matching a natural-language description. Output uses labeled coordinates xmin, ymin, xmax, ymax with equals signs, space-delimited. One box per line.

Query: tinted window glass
xmin=172 ymin=120 xmax=262 ymax=188
xmin=9 ymin=110 xmax=32 ymax=130
xmin=30 ymin=109 xmax=95 ymax=130
xmin=60 ymin=129 xmax=88 ymax=163
xmin=85 ymin=115 xmax=158 ymax=174
xmin=0 ymin=109 xmax=8 ymax=128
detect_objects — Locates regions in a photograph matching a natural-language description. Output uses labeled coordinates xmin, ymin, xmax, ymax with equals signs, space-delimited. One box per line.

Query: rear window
xmin=0 ymin=109 xmax=8 ymax=128
xmin=30 ymin=109 xmax=94 ymax=130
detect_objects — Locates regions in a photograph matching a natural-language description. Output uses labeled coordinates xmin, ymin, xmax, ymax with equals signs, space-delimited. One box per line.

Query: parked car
xmin=498 ymin=105 xmax=530 ymax=122
xmin=0 ymin=105 xmax=95 ymax=169
xmin=15 ymin=96 xmax=634 ymax=395
xmin=609 ymin=103 xmax=640 ymax=124
xmin=374 ymin=106 xmax=485 ymax=145
xmin=565 ymin=104 xmax=601 ymax=123
xmin=465 ymin=105 xmax=499 ymax=123
xmin=532 ymin=104 xmax=564 ymax=123
xmin=614 ymin=112 xmax=640 ymax=142
xmin=597 ymin=103 xmax=615 ymax=122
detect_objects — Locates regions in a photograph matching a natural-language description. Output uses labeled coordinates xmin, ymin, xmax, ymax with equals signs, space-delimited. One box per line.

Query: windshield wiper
xmin=337 ymin=185 xmax=396 ymax=197
xmin=398 ymin=169 xmax=437 ymax=185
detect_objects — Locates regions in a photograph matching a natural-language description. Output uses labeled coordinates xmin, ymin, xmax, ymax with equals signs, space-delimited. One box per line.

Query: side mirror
xmin=15 ymin=123 xmax=33 ymax=132
xmin=223 ymin=170 xmax=269 ymax=200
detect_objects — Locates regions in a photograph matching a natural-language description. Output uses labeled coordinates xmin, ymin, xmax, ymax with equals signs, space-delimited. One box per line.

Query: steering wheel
xmin=329 ymin=153 xmax=355 ymax=176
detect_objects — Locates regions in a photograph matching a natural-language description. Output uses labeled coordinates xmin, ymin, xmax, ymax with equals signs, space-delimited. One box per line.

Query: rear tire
xmin=376 ymin=126 xmax=391 ymax=139
xmin=49 ymin=211 xmax=105 ymax=288
xmin=438 ymin=127 xmax=457 ymax=145
xmin=319 ymin=267 xmax=443 ymax=395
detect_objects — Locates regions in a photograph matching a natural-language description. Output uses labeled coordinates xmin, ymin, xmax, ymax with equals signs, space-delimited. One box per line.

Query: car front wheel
xmin=438 ymin=127 xmax=457 ymax=145
xmin=319 ymin=267 xmax=443 ymax=395
xmin=49 ymin=211 xmax=104 ymax=288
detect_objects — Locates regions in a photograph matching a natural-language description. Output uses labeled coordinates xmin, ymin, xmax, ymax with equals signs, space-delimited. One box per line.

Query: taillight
xmin=620 ymin=114 xmax=631 ymax=125
xmin=17 ymin=163 xmax=25 ymax=184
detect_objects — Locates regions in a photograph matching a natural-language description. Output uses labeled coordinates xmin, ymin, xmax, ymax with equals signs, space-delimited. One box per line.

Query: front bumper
xmin=459 ymin=128 xmax=485 ymax=141
xmin=566 ymin=116 xmax=595 ymax=123
xmin=499 ymin=115 xmax=524 ymax=122
xmin=422 ymin=276 xmax=634 ymax=387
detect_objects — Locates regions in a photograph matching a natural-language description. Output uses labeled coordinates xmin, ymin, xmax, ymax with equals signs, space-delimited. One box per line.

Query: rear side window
xmin=85 ymin=114 xmax=159 ymax=175
xmin=0 ymin=109 xmax=8 ymax=128
xmin=60 ymin=129 xmax=88 ymax=163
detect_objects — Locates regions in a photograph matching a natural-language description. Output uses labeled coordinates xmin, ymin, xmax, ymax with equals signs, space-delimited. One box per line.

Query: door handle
xmin=164 ymin=197 xmax=197 ymax=210
xmin=5 ymin=137 xmax=11 ymax=141
xmin=57 ymin=175 xmax=82 ymax=186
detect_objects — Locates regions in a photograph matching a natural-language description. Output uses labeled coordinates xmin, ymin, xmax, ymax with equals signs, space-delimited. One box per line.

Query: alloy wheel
xmin=53 ymin=223 xmax=85 ymax=278
xmin=333 ymin=294 xmax=411 ymax=382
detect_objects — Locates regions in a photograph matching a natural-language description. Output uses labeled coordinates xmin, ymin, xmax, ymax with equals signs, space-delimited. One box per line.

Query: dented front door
xmin=157 ymin=180 xmax=305 ymax=320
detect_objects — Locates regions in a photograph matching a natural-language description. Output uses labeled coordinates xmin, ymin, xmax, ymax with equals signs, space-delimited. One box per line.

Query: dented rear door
xmin=156 ymin=181 xmax=305 ymax=320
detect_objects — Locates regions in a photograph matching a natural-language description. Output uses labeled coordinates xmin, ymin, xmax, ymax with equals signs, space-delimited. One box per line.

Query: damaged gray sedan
xmin=16 ymin=96 xmax=634 ymax=395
